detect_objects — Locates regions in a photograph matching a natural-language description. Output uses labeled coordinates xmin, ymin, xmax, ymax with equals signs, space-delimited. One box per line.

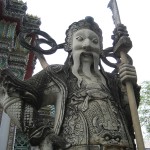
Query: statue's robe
xmin=0 ymin=65 xmax=140 ymax=149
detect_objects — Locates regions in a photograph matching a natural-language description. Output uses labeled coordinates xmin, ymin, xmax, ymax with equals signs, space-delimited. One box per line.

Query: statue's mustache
xmin=82 ymin=46 xmax=99 ymax=54
xmin=71 ymin=50 xmax=100 ymax=87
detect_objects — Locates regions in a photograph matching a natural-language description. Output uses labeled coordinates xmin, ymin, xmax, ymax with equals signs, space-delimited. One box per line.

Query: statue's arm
xmin=0 ymin=67 xmax=61 ymax=106
xmin=119 ymin=81 xmax=140 ymax=138
xmin=0 ymin=68 xmax=61 ymax=147
xmin=120 ymin=83 xmax=140 ymax=109
xmin=111 ymin=23 xmax=140 ymax=107
xmin=0 ymin=69 xmax=40 ymax=107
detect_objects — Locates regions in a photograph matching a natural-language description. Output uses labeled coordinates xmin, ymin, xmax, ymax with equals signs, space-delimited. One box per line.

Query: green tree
xmin=138 ymin=81 xmax=150 ymax=139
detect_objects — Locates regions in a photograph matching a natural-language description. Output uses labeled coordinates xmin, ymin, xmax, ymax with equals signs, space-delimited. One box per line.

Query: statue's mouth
xmin=81 ymin=52 xmax=93 ymax=58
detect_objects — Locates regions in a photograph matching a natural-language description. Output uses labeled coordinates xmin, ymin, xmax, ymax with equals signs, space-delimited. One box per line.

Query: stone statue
xmin=0 ymin=17 xmax=140 ymax=150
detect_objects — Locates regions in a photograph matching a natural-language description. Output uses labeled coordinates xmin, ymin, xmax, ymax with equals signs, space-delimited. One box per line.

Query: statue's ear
xmin=64 ymin=53 xmax=73 ymax=67
xmin=100 ymin=47 xmax=120 ymax=74
xmin=101 ymin=47 xmax=133 ymax=74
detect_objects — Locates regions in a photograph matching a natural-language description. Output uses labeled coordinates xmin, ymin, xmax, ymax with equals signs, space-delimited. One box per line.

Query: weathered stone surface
xmin=0 ymin=16 xmax=139 ymax=150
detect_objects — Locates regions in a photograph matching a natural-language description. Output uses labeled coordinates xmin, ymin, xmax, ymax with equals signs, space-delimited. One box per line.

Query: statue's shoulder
xmin=45 ymin=64 xmax=68 ymax=84
xmin=46 ymin=64 xmax=64 ymax=74
xmin=33 ymin=64 xmax=65 ymax=79
xmin=102 ymin=70 xmax=121 ymax=90
xmin=101 ymin=70 xmax=119 ymax=81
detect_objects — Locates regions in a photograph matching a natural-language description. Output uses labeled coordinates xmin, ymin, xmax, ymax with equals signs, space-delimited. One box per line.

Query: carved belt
xmin=66 ymin=145 xmax=128 ymax=150
xmin=66 ymin=145 xmax=101 ymax=150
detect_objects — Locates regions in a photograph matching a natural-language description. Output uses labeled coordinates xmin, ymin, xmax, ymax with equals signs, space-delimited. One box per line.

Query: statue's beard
xmin=72 ymin=51 xmax=101 ymax=87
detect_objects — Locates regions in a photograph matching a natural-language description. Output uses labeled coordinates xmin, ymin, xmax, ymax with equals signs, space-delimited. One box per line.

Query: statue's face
xmin=72 ymin=29 xmax=101 ymax=62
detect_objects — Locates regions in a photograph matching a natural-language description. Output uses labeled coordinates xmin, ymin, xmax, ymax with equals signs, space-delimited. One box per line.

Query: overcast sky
xmin=22 ymin=0 xmax=150 ymax=84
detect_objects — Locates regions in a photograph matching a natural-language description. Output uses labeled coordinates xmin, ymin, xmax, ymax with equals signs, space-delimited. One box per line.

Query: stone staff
xmin=108 ymin=0 xmax=145 ymax=149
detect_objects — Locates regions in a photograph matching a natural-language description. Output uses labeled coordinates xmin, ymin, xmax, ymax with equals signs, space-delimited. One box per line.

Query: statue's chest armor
xmin=60 ymin=75 xmax=131 ymax=147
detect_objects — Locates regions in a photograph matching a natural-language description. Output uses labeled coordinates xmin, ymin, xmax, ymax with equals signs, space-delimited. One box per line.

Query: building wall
xmin=0 ymin=0 xmax=41 ymax=149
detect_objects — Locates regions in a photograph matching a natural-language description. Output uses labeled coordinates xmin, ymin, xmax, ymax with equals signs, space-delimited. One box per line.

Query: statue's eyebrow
xmin=75 ymin=32 xmax=86 ymax=38
xmin=75 ymin=30 xmax=98 ymax=40
xmin=88 ymin=34 xmax=98 ymax=40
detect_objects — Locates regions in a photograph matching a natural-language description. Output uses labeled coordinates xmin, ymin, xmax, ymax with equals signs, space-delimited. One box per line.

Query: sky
xmin=22 ymin=0 xmax=150 ymax=84
xmin=21 ymin=0 xmax=150 ymax=141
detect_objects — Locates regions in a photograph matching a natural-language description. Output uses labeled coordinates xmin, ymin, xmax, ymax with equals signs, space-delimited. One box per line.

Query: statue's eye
xmin=92 ymin=38 xmax=98 ymax=44
xmin=76 ymin=36 xmax=84 ymax=41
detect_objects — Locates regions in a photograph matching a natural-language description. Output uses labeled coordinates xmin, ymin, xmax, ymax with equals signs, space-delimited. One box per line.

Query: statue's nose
xmin=82 ymin=38 xmax=91 ymax=50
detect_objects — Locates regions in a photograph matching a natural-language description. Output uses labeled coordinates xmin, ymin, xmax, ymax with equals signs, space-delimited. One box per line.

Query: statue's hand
xmin=119 ymin=63 xmax=137 ymax=84
xmin=40 ymin=133 xmax=71 ymax=150
xmin=112 ymin=24 xmax=130 ymax=46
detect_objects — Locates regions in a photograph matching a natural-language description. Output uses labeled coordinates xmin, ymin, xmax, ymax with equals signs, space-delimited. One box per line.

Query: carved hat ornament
xmin=18 ymin=16 xmax=103 ymax=55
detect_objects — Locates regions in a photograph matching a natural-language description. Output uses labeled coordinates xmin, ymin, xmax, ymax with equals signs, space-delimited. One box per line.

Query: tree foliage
xmin=138 ymin=81 xmax=150 ymax=139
